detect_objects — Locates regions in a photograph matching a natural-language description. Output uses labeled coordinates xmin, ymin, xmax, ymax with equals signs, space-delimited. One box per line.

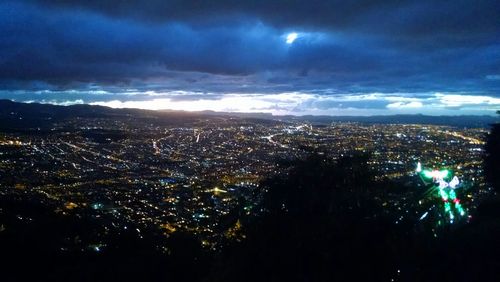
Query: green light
xmin=417 ymin=163 xmax=467 ymax=224
xmin=422 ymin=170 xmax=433 ymax=178
xmin=421 ymin=169 xmax=449 ymax=179
xmin=444 ymin=202 xmax=451 ymax=212
xmin=439 ymin=189 xmax=448 ymax=201
xmin=439 ymin=170 xmax=449 ymax=179
xmin=449 ymin=190 xmax=456 ymax=200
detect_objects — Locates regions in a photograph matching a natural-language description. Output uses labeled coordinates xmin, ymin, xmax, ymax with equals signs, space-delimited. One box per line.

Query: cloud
xmin=0 ymin=0 xmax=496 ymax=96
xmin=44 ymin=99 xmax=85 ymax=106
xmin=486 ymin=75 xmax=500 ymax=81
xmin=82 ymin=91 xmax=500 ymax=116
xmin=435 ymin=93 xmax=500 ymax=108
xmin=0 ymin=0 xmax=498 ymax=116
xmin=29 ymin=1 xmax=499 ymax=40
xmin=5 ymin=88 xmax=499 ymax=116
xmin=386 ymin=101 xmax=423 ymax=109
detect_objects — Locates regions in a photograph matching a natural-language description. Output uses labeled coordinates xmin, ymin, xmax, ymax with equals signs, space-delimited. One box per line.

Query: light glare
xmin=286 ymin=33 xmax=298 ymax=44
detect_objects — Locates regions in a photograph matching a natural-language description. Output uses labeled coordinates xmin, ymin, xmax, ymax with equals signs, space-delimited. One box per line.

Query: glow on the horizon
xmin=82 ymin=91 xmax=500 ymax=116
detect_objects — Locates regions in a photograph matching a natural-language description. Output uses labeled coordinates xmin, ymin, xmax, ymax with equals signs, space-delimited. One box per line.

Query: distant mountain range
xmin=0 ymin=99 xmax=498 ymax=130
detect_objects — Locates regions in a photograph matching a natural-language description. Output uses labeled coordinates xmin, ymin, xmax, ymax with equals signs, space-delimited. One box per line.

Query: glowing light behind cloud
xmin=286 ymin=32 xmax=298 ymax=44
xmin=11 ymin=90 xmax=499 ymax=116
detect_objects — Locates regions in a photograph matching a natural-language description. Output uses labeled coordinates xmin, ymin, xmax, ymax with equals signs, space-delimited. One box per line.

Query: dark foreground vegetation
xmin=1 ymin=114 xmax=500 ymax=282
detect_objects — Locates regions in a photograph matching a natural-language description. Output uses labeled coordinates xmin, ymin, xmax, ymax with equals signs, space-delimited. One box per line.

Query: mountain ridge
xmin=0 ymin=99 xmax=497 ymax=128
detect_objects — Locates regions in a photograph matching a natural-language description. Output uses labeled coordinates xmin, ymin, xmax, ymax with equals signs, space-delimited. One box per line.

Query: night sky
xmin=1 ymin=0 xmax=499 ymax=115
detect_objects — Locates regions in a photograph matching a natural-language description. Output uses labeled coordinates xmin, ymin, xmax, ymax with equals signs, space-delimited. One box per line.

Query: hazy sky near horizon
xmin=0 ymin=0 xmax=499 ymax=115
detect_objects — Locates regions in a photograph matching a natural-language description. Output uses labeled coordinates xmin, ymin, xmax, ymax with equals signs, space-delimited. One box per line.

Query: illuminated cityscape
xmin=0 ymin=103 xmax=492 ymax=250
xmin=1 ymin=0 xmax=499 ymax=281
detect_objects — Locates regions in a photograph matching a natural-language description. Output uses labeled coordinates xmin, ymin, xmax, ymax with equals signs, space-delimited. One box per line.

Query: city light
xmin=416 ymin=163 xmax=467 ymax=223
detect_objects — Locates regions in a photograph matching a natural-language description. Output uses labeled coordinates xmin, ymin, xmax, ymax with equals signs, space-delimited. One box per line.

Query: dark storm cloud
xmin=0 ymin=0 xmax=498 ymax=96
xmin=0 ymin=1 xmax=286 ymax=80
xmin=29 ymin=1 xmax=498 ymax=34
xmin=29 ymin=0 xmax=498 ymax=48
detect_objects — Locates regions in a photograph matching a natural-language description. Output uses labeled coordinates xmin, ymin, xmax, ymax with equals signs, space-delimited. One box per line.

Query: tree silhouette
xmin=210 ymin=154 xmax=409 ymax=282
xmin=210 ymin=151 xmax=500 ymax=282
xmin=484 ymin=111 xmax=500 ymax=191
